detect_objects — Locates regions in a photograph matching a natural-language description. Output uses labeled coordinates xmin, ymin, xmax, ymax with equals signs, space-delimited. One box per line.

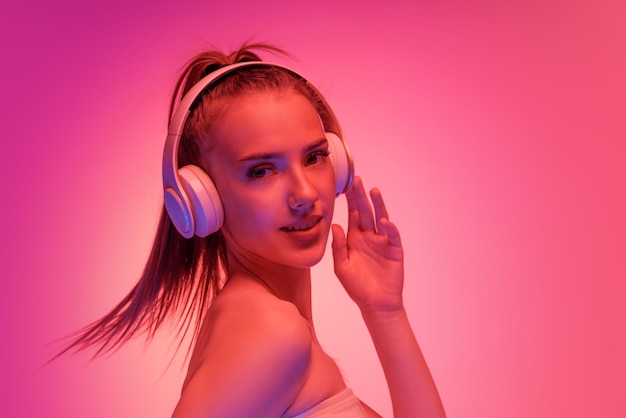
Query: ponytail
xmin=56 ymin=42 xmax=291 ymax=359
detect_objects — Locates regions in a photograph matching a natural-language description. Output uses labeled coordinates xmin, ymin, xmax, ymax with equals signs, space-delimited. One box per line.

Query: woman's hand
xmin=331 ymin=176 xmax=405 ymax=316
xmin=332 ymin=178 xmax=446 ymax=417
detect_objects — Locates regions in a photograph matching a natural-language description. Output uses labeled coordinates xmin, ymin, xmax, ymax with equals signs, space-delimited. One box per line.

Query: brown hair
xmin=57 ymin=42 xmax=342 ymax=359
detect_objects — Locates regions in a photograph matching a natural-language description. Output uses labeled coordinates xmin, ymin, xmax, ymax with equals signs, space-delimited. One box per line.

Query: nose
xmin=288 ymin=168 xmax=318 ymax=210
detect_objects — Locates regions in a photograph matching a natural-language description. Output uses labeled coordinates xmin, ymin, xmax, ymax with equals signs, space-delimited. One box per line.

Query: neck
xmin=226 ymin=250 xmax=314 ymax=323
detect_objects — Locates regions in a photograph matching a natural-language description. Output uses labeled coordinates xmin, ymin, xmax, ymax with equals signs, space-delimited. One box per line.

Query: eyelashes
xmin=305 ymin=150 xmax=330 ymax=166
xmin=246 ymin=150 xmax=331 ymax=180
xmin=247 ymin=166 xmax=272 ymax=179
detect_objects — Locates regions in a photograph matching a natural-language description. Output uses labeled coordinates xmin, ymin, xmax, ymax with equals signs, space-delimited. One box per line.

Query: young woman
xmin=64 ymin=43 xmax=445 ymax=417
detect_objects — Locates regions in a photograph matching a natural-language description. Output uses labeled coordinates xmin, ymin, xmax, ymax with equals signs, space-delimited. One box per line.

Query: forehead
xmin=210 ymin=91 xmax=325 ymax=159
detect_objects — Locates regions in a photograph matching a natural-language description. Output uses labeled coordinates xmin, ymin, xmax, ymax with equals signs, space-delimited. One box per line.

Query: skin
xmin=171 ymin=90 xmax=445 ymax=418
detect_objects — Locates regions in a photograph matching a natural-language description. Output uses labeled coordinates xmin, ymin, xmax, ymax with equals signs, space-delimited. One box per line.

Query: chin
xmin=281 ymin=243 xmax=328 ymax=269
xmin=301 ymin=251 xmax=327 ymax=268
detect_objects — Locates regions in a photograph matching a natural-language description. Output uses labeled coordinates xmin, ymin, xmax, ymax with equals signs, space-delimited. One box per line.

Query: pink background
xmin=1 ymin=0 xmax=624 ymax=417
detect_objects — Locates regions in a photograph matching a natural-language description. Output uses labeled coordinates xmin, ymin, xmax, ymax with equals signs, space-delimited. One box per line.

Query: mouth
xmin=281 ymin=217 xmax=322 ymax=232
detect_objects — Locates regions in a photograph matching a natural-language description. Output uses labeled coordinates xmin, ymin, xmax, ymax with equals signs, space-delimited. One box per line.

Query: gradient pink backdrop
xmin=1 ymin=0 xmax=624 ymax=417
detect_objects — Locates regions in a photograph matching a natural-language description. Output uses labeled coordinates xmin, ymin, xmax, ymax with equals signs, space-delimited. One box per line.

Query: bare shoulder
xmin=172 ymin=280 xmax=312 ymax=418
xmin=210 ymin=279 xmax=312 ymax=352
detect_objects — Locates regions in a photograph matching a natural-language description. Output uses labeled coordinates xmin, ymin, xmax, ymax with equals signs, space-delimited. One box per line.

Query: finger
xmin=369 ymin=188 xmax=389 ymax=228
xmin=345 ymin=182 xmax=361 ymax=232
xmin=331 ymin=224 xmax=349 ymax=266
xmin=350 ymin=176 xmax=375 ymax=231
xmin=379 ymin=217 xmax=402 ymax=247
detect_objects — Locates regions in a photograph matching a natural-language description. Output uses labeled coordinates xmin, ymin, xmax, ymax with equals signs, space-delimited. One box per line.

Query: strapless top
xmin=287 ymin=388 xmax=367 ymax=417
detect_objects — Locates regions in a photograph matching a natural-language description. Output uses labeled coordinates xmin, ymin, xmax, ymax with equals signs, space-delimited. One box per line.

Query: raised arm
xmin=331 ymin=177 xmax=445 ymax=418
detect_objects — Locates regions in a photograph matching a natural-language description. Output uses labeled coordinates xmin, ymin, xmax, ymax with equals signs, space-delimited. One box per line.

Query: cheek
xmin=221 ymin=192 xmax=276 ymax=235
xmin=319 ymin=167 xmax=337 ymax=204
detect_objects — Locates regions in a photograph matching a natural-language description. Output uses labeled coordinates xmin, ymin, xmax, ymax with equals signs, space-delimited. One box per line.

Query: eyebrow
xmin=238 ymin=137 xmax=328 ymax=162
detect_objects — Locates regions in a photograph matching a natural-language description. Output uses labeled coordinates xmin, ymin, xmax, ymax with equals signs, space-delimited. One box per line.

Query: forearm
xmin=362 ymin=307 xmax=445 ymax=418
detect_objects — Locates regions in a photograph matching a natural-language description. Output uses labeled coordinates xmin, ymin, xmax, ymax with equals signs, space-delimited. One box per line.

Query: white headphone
xmin=162 ymin=62 xmax=354 ymax=238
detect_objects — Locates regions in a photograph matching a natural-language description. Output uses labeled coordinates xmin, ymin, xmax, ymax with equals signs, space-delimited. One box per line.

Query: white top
xmin=286 ymin=388 xmax=367 ymax=417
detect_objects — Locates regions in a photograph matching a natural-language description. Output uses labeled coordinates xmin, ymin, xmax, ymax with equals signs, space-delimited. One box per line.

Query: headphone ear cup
xmin=178 ymin=165 xmax=224 ymax=237
xmin=325 ymin=132 xmax=353 ymax=196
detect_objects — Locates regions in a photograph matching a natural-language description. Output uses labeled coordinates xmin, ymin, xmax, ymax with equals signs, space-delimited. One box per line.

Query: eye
xmin=305 ymin=150 xmax=330 ymax=166
xmin=247 ymin=167 xmax=272 ymax=179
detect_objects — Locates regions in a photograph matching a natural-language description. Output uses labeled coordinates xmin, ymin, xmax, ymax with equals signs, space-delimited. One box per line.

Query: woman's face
xmin=204 ymin=90 xmax=336 ymax=269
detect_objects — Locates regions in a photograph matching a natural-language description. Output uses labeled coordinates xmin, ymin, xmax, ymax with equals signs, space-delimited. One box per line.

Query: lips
xmin=281 ymin=216 xmax=322 ymax=232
